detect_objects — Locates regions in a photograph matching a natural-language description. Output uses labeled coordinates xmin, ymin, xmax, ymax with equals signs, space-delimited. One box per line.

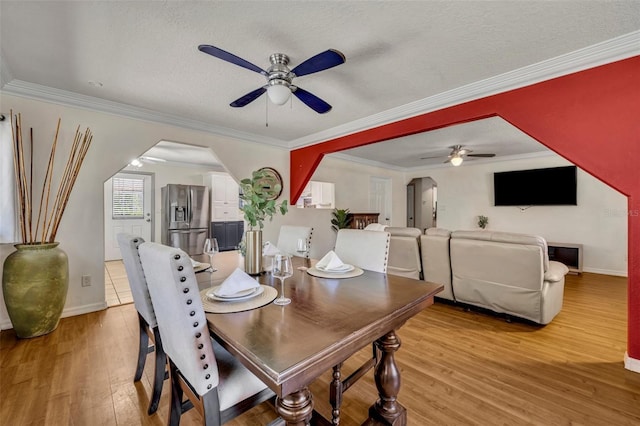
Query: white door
xmin=104 ymin=172 xmax=153 ymax=260
xmin=369 ymin=177 xmax=392 ymax=225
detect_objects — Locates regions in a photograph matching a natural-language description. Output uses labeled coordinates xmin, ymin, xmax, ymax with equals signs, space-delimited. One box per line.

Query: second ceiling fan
xmin=198 ymin=44 xmax=346 ymax=114
xmin=421 ymin=145 xmax=496 ymax=166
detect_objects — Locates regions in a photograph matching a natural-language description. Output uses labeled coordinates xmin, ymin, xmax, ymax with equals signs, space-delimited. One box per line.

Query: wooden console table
xmin=348 ymin=212 xmax=380 ymax=229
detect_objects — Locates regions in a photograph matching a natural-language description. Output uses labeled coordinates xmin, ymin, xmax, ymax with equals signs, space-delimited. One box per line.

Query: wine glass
xmin=296 ymin=238 xmax=309 ymax=271
xmin=272 ymin=254 xmax=293 ymax=305
xmin=203 ymin=238 xmax=219 ymax=274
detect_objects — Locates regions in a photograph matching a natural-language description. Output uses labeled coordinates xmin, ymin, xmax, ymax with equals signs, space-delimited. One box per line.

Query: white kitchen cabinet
xmin=207 ymin=173 xmax=241 ymax=221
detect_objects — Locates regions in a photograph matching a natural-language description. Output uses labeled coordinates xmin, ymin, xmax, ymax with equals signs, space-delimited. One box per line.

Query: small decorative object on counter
xmin=477 ymin=215 xmax=489 ymax=229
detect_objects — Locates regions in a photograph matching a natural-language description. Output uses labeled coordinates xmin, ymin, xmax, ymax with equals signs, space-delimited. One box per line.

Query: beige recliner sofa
xmin=386 ymin=227 xmax=423 ymax=279
xmin=421 ymin=228 xmax=454 ymax=300
xmin=449 ymin=230 xmax=569 ymax=324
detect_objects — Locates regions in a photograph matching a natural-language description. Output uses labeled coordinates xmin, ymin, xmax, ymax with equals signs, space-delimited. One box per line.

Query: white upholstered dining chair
xmin=333 ymin=228 xmax=390 ymax=273
xmin=117 ymin=233 xmax=166 ymax=415
xmin=330 ymin=228 xmax=391 ymax=424
xmin=276 ymin=225 xmax=313 ymax=258
xmin=138 ymin=242 xmax=274 ymax=425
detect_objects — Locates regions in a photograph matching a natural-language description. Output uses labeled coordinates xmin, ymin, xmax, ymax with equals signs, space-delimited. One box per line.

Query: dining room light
xmin=450 ymin=155 xmax=464 ymax=167
xmin=267 ymin=80 xmax=291 ymax=105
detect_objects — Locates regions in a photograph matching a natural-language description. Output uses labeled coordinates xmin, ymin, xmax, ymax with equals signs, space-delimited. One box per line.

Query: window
xmin=112 ymin=177 xmax=144 ymax=219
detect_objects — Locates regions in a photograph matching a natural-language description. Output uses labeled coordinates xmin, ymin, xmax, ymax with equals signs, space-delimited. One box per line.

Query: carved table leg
xmin=330 ymin=363 xmax=343 ymax=425
xmin=276 ymin=387 xmax=314 ymax=426
xmin=367 ymin=331 xmax=406 ymax=426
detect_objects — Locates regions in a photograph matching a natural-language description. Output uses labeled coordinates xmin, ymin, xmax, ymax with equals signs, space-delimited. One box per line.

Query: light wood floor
xmin=1 ymin=273 xmax=639 ymax=425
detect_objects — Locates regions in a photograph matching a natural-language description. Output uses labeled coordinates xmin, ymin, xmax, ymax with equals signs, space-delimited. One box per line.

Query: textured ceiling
xmin=1 ymin=1 xmax=639 ymax=168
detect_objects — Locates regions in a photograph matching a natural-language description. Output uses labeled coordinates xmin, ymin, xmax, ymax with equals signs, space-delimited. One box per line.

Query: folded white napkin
xmin=190 ymin=258 xmax=203 ymax=268
xmin=263 ymin=241 xmax=281 ymax=256
xmin=316 ymin=250 xmax=346 ymax=271
xmin=216 ymin=268 xmax=260 ymax=296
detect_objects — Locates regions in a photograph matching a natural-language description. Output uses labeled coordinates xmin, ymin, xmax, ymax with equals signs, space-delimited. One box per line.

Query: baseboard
xmin=0 ymin=301 xmax=108 ymax=331
xmin=582 ymin=267 xmax=628 ymax=277
xmin=624 ymin=352 xmax=640 ymax=373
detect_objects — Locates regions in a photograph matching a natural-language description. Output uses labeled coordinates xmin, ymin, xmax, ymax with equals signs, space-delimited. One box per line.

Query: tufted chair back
xmin=276 ymin=225 xmax=313 ymax=258
xmin=334 ymin=229 xmax=390 ymax=273
xmin=138 ymin=242 xmax=218 ymax=396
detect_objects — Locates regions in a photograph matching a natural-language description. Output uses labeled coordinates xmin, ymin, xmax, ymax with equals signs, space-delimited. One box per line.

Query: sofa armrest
xmin=545 ymin=261 xmax=569 ymax=282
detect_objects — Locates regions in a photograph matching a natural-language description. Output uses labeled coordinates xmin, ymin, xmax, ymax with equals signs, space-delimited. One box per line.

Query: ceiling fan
xmin=420 ymin=145 xmax=496 ymax=166
xmin=198 ymin=45 xmax=346 ymax=114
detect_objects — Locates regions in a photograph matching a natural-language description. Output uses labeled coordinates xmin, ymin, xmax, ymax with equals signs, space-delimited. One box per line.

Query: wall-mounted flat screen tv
xmin=494 ymin=166 xmax=577 ymax=206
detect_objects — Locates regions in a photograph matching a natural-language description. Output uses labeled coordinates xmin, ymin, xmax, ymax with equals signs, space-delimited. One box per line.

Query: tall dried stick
xmin=29 ymin=128 xmax=34 ymax=243
xmin=34 ymin=118 xmax=61 ymax=243
xmin=49 ymin=128 xmax=93 ymax=242
xmin=44 ymin=124 xmax=80 ymax=241
xmin=10 ymin=111 xmax=26 ymax=243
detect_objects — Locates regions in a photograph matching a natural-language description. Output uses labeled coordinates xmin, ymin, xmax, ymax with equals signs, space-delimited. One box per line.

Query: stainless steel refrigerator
xmin=161 ymin=184 xmax=209 ymax=255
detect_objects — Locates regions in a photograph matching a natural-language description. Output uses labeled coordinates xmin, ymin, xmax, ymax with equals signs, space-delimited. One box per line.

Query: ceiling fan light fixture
xmin=450 ymin=155 xmax=463 ymax=166
xmin=267 ymin=80 xmax=291 ymax=105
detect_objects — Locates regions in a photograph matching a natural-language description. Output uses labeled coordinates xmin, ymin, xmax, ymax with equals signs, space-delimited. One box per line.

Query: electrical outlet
xmin=81 ymin=275 xmax=91 ymax=287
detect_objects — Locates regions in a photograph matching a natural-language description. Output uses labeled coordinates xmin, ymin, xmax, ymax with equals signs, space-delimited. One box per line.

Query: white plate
xmin=316 ymin=263 xmax=355 ymax=273
xmin=193 ymin=262 xmax=211 ymax=273
xmin=206 ymin=286 xmax=264 ymax=302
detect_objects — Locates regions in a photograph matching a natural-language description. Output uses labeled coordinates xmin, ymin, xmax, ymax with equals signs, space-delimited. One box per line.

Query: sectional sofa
xmin=420 ymin=228 xmax=569 ymax=324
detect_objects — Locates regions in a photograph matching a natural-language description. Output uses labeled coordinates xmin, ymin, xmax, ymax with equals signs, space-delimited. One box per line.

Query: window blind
xmin=112 ymin=177 xmax=144 ymax=219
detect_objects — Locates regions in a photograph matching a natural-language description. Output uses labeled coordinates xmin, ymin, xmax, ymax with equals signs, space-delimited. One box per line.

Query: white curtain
xmin=0 ymin=114 xmax=18 ymax=243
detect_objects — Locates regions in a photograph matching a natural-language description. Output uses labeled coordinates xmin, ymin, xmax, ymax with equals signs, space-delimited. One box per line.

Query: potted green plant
xmin=477 ymin=215 xmax=489 ymax=229
xmin=239 ymin=168 xmax=288 ymax=274
xmin=331 ymin=208 xmax=352 ymax=232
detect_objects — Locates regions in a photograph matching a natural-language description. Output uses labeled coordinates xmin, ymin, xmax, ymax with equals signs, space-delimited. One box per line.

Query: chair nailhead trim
xmin=205 ymin=374 xmax=210 ymax=379
xmin=198 ymin=344 xmax=203 ymax=349
xmin=187 ymin=299 xmax=192 ymax=305
xmin=200 ymin=354 xmax=205 ymax=360
xmin=196 ymin=332 xmax=201 ymax=338
xmin=190 ymin=311 xmax=195 ymax=316
xmin=203 ymin=364 xmax=209 ymax=369
xmin=193 ymin=322 xmax=199 ymax=327
xmin=174 ymin=254 xmax=181 ymax=260
xmin=183 ymin=288 xmax=189 ymax=293
xmin=180 ymin=277 xmax=186 ymax=282
xmin=178 ymin=265 xmax=184 ymax=271
xmin=207 ymin=384 xmax=212 ymax=389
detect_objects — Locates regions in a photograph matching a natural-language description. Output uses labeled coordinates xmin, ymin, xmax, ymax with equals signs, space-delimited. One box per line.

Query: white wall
xmin=406 ymin=155 xmax=628 ymax=276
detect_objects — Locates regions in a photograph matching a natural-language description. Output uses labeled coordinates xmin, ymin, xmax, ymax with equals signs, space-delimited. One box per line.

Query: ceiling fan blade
xmin=467 ymin=153 xmax=496 ymax=157
xmin=420 ymin=155 xmax=445 ymax=160
xmin=230 ymin=87 xmax=267 ymax=107
xmin=292 ymin=87 xmax=332 ymax=114
xmin=291 ymin=49 xmax=346 ymax=77
xmin=198 ymin=45 xmax=267 ymax=76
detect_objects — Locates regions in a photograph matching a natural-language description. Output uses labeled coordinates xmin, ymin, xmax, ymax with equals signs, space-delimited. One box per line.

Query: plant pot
xmin=2 ymin=242 xmax=69 ymax=338
xmin=244 ymin=230 xmax=263 ymax=275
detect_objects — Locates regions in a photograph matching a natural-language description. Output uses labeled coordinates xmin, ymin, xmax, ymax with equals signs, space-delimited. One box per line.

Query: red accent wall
xmin=290 ymin=56 xmax=640 ymax=360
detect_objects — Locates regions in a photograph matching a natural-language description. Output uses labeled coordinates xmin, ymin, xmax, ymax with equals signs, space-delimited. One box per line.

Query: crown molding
xmin=0 ymin=79 xmax=289 ymax=148
xmin=289 ymin=30 xmax=640 ymax=149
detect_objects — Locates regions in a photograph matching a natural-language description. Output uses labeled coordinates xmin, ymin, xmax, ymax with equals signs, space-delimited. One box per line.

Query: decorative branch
xmin=10 ymin=112 xmax=93 ymax=244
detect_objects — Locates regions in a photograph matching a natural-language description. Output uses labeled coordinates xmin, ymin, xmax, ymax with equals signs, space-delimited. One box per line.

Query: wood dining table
xmin=195 ymin=251 xmax=443 ymax=426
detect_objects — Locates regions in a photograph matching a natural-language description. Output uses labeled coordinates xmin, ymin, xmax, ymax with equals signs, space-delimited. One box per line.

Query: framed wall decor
xmin=256 ymin=167 xmax=283 ymax=200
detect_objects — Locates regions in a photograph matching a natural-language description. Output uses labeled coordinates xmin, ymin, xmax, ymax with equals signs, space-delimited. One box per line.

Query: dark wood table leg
xmin=365 ymin=331 xmax=406 ymax=426
xmin=276 ymin=387 xmax=314 ymax=426
xmin=330 ymin=363 xmax=343 ymax=425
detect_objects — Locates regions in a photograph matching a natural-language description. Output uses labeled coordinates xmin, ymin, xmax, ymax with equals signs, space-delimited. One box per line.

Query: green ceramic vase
xmin=2 ymin=242 xmax=69 ymax=338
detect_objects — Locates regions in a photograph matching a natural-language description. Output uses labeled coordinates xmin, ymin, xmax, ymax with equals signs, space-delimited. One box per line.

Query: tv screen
xmin=494 ymin=166 xmax=577 ymax=206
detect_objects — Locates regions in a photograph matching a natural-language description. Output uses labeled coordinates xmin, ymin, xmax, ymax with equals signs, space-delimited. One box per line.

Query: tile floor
xmin=104 ymin=260 xmax=133 ymax=307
